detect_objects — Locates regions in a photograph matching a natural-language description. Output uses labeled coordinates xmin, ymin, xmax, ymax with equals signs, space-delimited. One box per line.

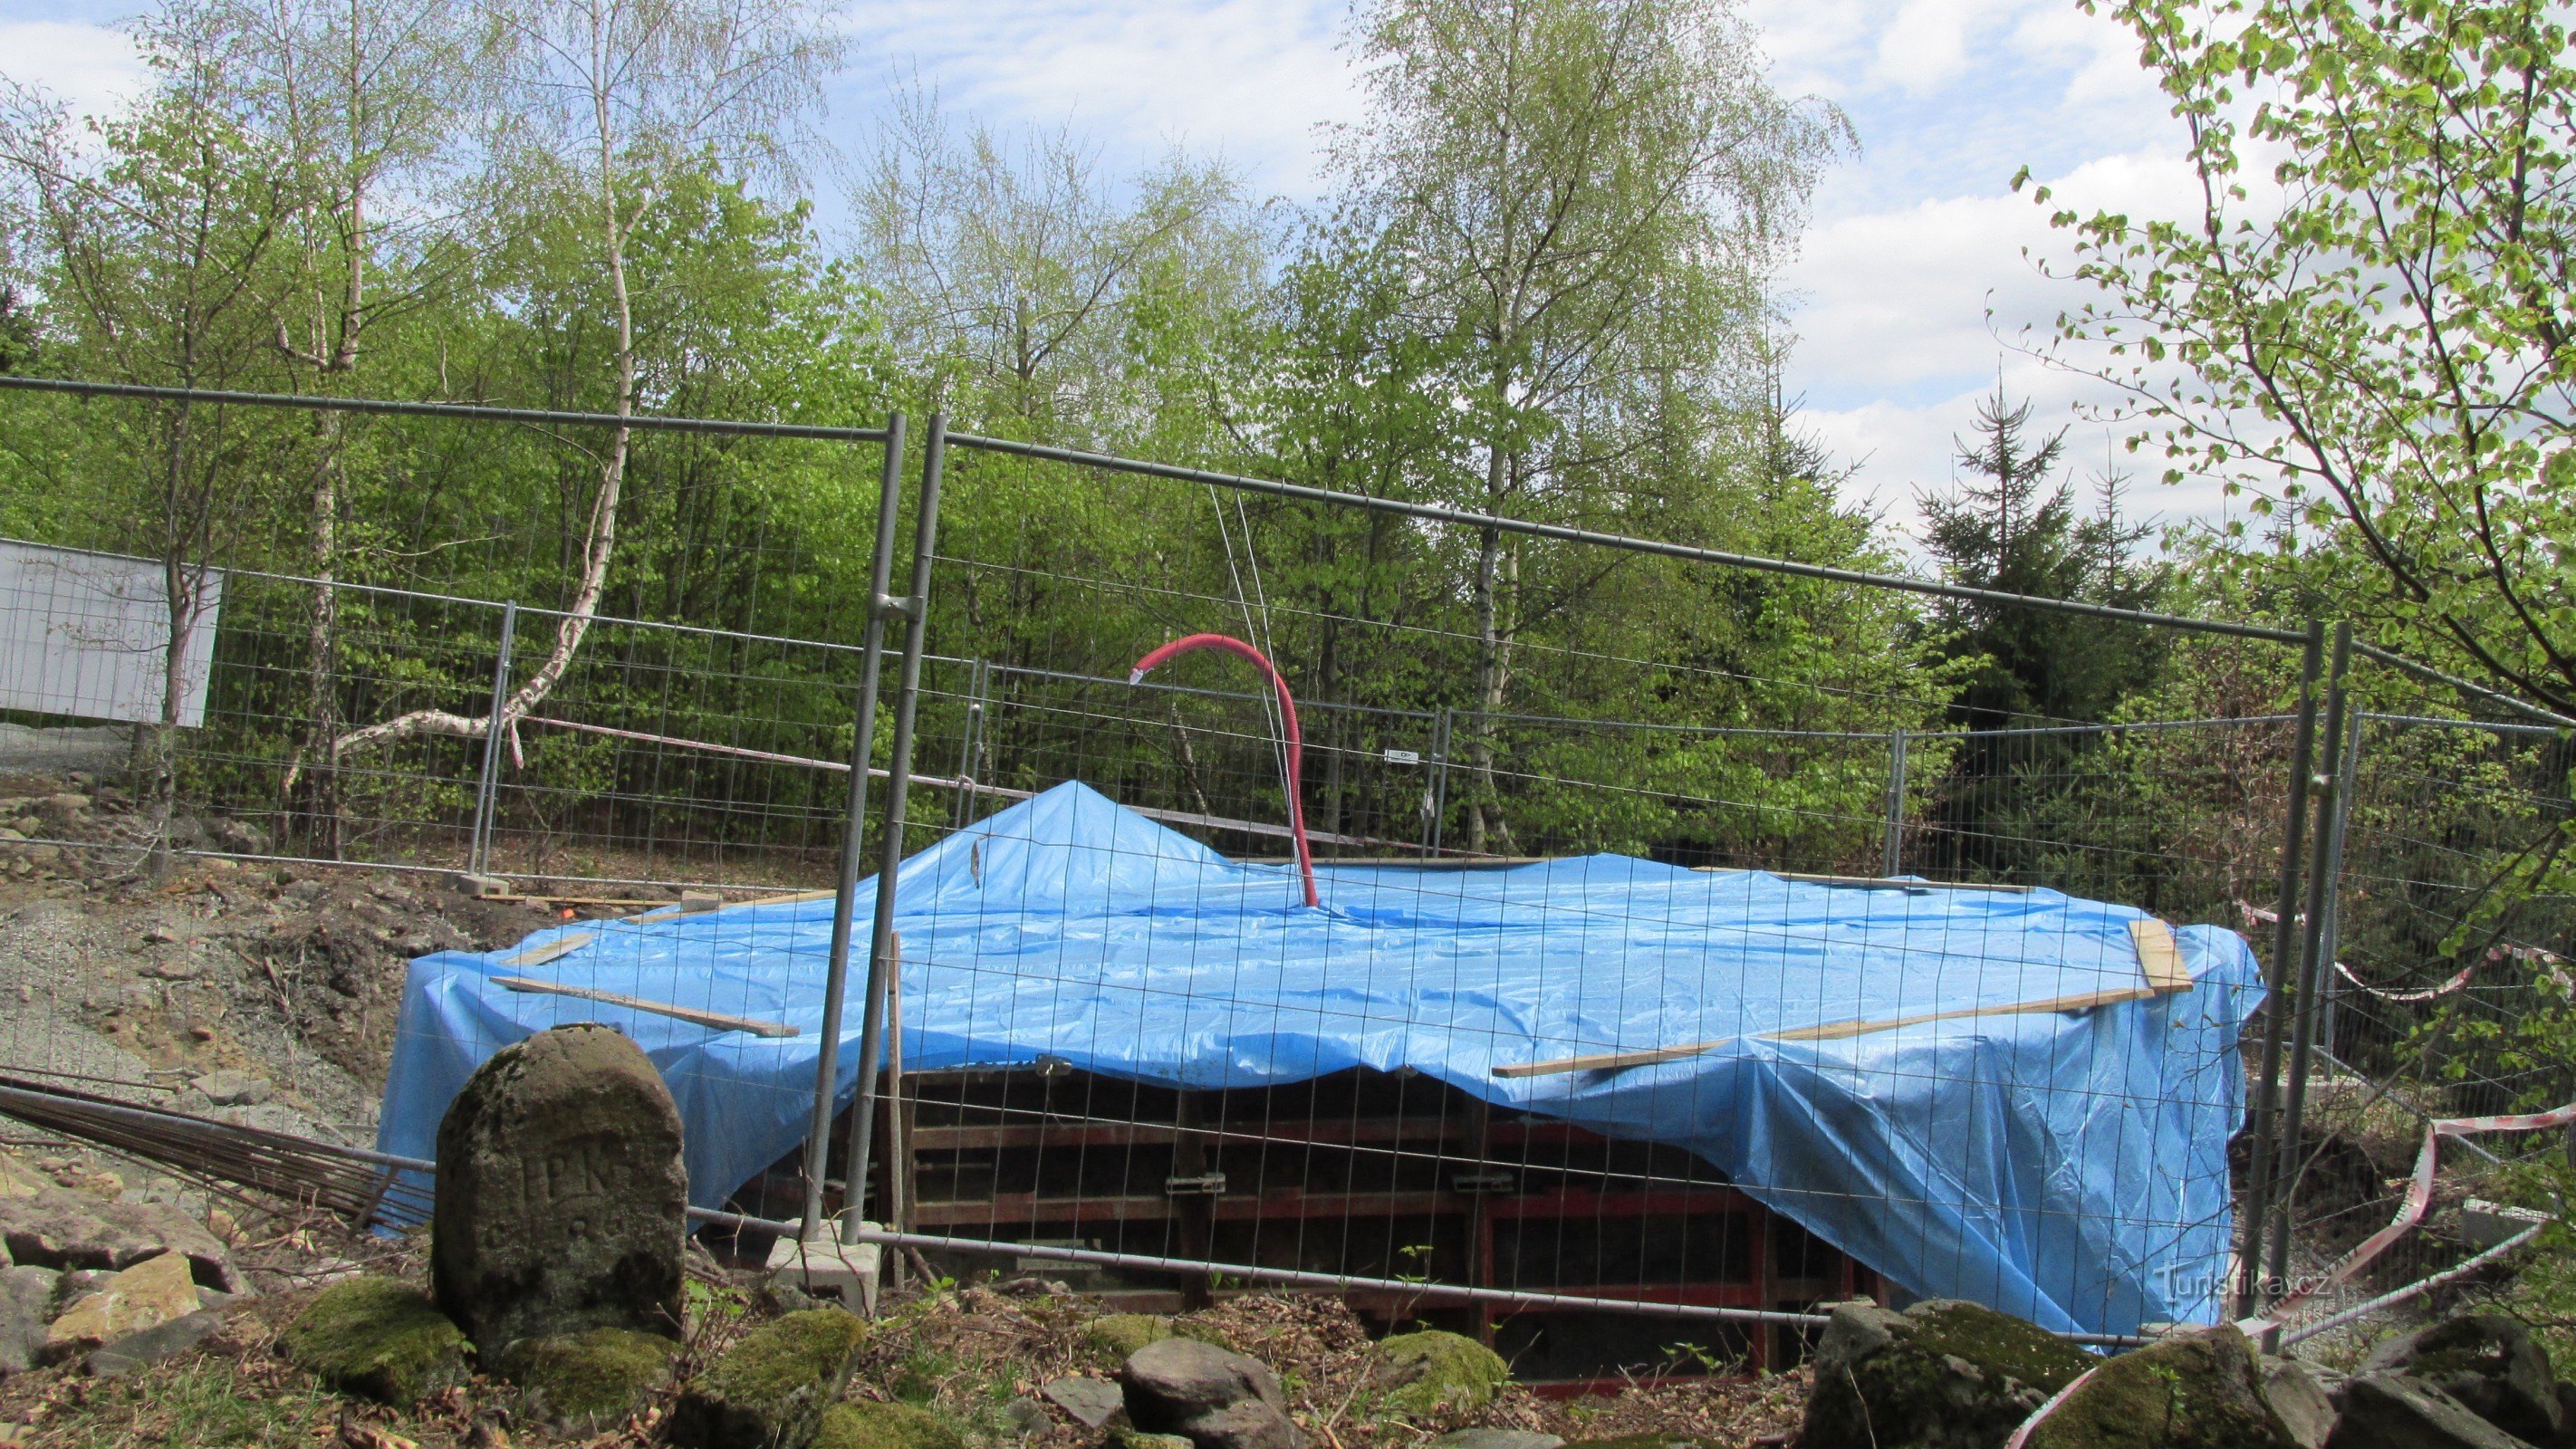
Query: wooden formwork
xmin=725 ymin=1063 xmax=1879 ymax=1382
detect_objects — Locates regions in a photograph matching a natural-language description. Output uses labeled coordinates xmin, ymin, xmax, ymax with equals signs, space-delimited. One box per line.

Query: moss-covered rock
xmin=2025 ymin=1326 xmax=2302 ymax=1449
xmin=490 ymin=1326 xmax=679 ymax=1434
xmin=669 ymin=1308 xmax=873 ymax=1449
xmin=278 ymin=1276 xmax=469 ymax=1408
xmin=1559 ymin=1437 xmax=1713 ymax=1449
xmin=1083 ymin=1313 xmax=1173 ymax=1365
xmin=2360 ymin=1314 xmax=2561 ymax=1444
xmin=1801 ymin=1300 xmax=2096 ymax=1449
xmin=1106 ymin=1430 xmax=1193 ymax=1449
xmin=1080 ymin=1312 xmax=1234 ymax=1367
xmin=814 ymin=1400 xmax=966 ymax=1449
xmin=1368 ymin=1330 xmax=1510 ymax=1418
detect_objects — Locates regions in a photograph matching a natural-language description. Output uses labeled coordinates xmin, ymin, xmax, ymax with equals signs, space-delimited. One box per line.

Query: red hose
xmin=1129 ymin=633 xmax=1319 ymax=907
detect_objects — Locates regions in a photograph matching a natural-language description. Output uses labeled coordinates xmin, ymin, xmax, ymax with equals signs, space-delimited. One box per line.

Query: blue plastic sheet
xmin=378 ymin=781 xmax=2260 ymax=1336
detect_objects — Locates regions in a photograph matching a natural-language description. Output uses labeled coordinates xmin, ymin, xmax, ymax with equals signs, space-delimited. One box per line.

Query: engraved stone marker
xmin=432 ymin=1023 xmax=687 ymax=1350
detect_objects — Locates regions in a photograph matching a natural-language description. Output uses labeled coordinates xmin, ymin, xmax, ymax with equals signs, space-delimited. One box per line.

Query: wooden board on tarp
xmin=493 ymin=974 xmax=797 ymax=1038
xmin=1495 ymin=914 xmax=2197 ymax=1079
xmin=495 ymin=933 xmax=591 ymax=968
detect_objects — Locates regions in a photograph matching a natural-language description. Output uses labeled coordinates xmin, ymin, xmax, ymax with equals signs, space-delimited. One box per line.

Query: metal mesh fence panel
xmin=2261 ymin=702 xmax=2576 ymax=1354
xmin=11 ymin=385 xmax=2574 ymax=1378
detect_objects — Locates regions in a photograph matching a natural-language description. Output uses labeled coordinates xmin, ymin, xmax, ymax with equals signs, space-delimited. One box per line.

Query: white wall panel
xmin=0 ymin=540 xmax=223 ymax=727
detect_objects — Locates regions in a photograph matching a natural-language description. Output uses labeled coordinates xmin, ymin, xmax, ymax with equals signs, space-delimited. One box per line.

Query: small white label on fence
xmin=1384 ymin=749 xmax=1422 ymax=765
xmin=0 ymin=539 xmax=223 ymax=727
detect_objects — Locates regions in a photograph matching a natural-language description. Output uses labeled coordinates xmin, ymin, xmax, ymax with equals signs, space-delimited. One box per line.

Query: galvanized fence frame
xmin=4 ymin=375 xmax=2573 ymax=1359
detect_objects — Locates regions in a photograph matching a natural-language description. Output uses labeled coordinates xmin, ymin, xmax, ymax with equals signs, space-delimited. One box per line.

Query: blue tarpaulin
xmin=378 ymin=780 xmax=2260 ymax=1337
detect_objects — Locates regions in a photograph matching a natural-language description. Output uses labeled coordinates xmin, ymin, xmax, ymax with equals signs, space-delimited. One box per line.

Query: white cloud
xmin=1868 ymin=0 xmax=1984 ymax=96
xmin=1743 ymin=0 xmax=2235 ymax=552
xmin=835 ymin=0 xmax=1360 ymax=197
xmin=0 ymin=20 xmax=143 ymax=122
xmin=1802 ymin=350 xmax=2243 ymax=557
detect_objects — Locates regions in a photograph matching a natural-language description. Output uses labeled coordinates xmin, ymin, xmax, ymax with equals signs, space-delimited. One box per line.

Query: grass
xmin=21 ymin=1352 xmax=337 ymax=1449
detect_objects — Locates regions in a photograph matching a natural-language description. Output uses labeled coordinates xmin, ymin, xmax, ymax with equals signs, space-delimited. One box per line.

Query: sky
xmin=0 ymin=0 xmax=2244 ymax=553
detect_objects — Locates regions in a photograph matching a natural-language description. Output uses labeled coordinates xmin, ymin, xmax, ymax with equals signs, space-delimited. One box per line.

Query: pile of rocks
xmin=0 ymin=778 xmax=117 ymax=879
xmin=2330 ymin=1315 xmax=2573 ymax=1449
xmin=0 ymin=765 xmax=284 ymax=882
xmin=0 ymin=1150 xmax=250 ymax=1380
xmin=1802 ymin=1297 xmax=2576 ymax=1449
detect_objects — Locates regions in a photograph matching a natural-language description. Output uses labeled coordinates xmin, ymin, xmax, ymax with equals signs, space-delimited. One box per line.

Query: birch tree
xmin=331 ymin=0 xmax=841 ymax=758
xmin=1326 ymin=0 xmax=1844 ymax=848
xmin=856 ymin=91 xmax=1265 ymax=442
xmin=159 ymin=0 xmax=475 ymax=845
xmin=0 ymin=31 xmax=295 ymax=868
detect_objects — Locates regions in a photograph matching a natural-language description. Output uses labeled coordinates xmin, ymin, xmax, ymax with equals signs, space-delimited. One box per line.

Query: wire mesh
xmin=2258 ymin=694 xmax=2576 ymax=1355
xmin=755 ymin=440 xmax=2323 ymax=1376
xmin=7 ymin=385 xmax=2567 ymax=1379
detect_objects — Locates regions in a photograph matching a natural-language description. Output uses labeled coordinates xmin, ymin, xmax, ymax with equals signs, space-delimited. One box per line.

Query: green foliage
xmin=2043 ymin=0 xmax=2576 ymax=715
xmin=1922 ymin=389 xmax=2170 ymax=730
xmin=0 ymin=0 xmax=1970 ymax=884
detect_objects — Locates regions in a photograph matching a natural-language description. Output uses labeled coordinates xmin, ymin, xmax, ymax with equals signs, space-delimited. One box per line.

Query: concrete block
xmin=2460 ymin=1199 xmax=2551 ymax=1250
xmin=764 ymin=1232 xmax=881 ymax=1317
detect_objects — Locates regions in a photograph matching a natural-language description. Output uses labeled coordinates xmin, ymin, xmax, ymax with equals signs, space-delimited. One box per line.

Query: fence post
xmin=952 ymin=658 xmax=987 ymax=833
xmin=1881 ymin=728 xmax=1908 ymax=877
xmin=2234 ymin=619 xmax=2324 ymax=1321
xmin=1427 ymin=706 xmax=1454 ymax=858
xmin=2263 ymin=621 xmax=2353 ymax=1343
xmin=468 ymin=600 xmax=518 ymax=878
xmin=2316 ymin=708 xmax=2363 ymax=1072
xmin=801 ymin=417 xmax=908 ymax=1239
xmin=841 ymin=413 xmax=947 ymax=1250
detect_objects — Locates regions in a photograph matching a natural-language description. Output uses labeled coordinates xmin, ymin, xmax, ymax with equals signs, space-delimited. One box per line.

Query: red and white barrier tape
xmin=2232 ymin=900 xmax=2565 ymax=1003
xmin=2002 ymin=1364 xmax=2101 ymax=1449
xmin=2333 ymin=955 xmax=2475 ymax=1003
xmin=2240 ymin=1096 xmax=2576 ymax=1338
xmin=2004 ymin=1092 xmax=2570 ymax=1449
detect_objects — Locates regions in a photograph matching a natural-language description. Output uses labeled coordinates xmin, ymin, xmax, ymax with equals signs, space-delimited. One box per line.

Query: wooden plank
xmin=1492 ymin=1041 xmax=1731 ymax=1079
xmin=2130 ymin=917 xmax=2192 ymax=993
xmin=629 ymin=888 xmax=833 ymax=922
xmin=628 ymin=893 xmax=720 ymax=924
xmin=1690 ymin=868 xmax=2032 ymax=893
xmin=1764 ymin=986 xmax=2158 ymax=1041
xmin=1496 ymin=970 xmax=2175 ymax=1078
xmin=496 ymin=894 xmax=680 ymax=908
xmin=495 ymin=934 xmax=591 ymax=968
xmin=493 ymin=974 xmax=798 ymax=1038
